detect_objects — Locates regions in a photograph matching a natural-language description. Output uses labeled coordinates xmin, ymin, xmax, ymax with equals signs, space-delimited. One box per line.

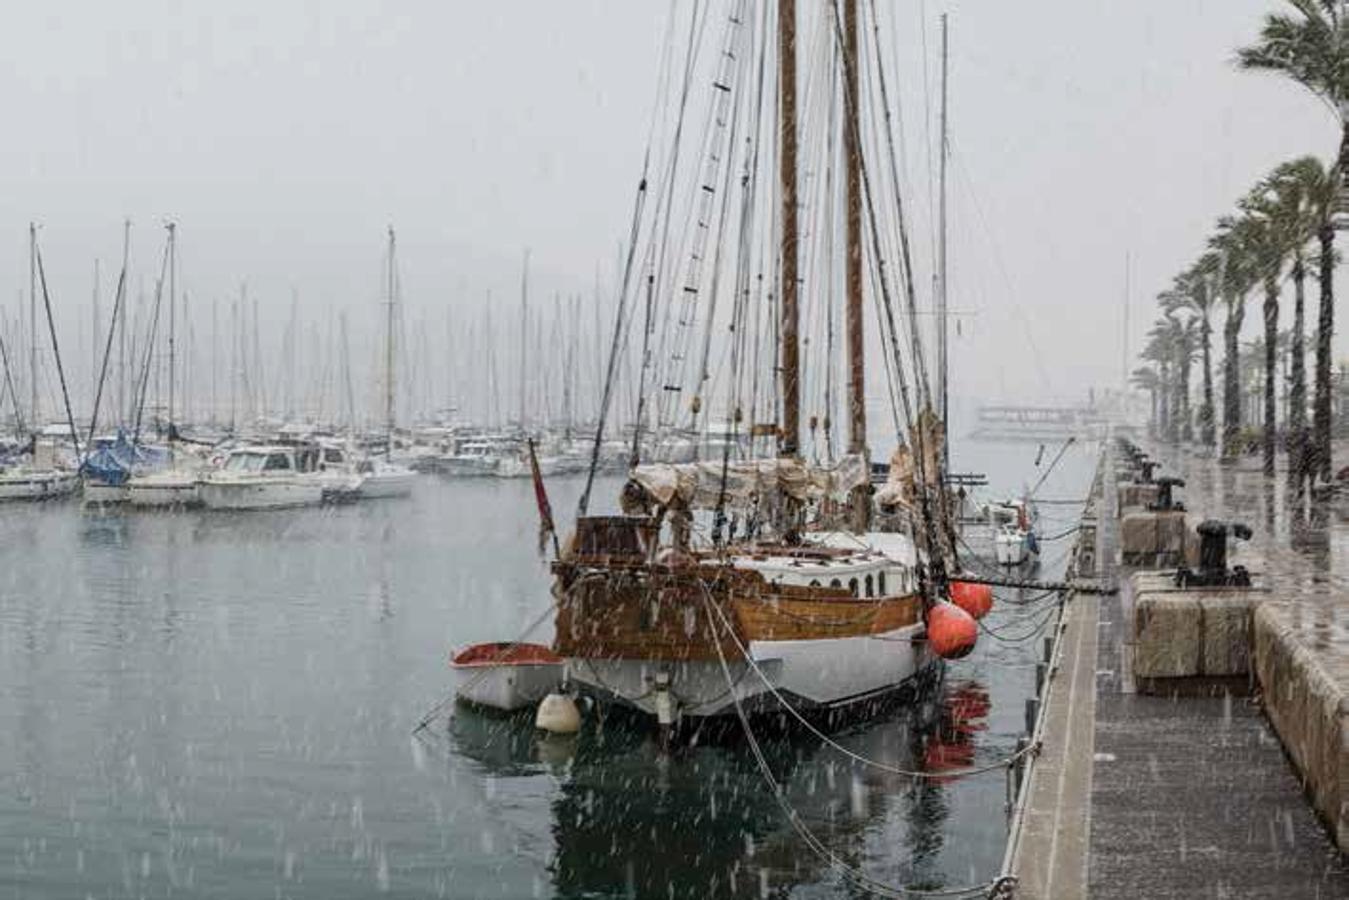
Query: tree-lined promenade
xmin=1135 ymin=1 xmax=1347 ymax=503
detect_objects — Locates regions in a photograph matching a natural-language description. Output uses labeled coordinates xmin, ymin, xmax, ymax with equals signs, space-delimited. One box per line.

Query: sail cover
xmin=624 ymin=454 xmax=868 ymax=511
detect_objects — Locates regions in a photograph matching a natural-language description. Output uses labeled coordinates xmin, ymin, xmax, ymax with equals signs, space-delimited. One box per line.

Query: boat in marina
xmin=451 ymin=642 xmax=564 ymax=712
xmin=355 ymin=456 xmax=416 ymax=498
xmin=987 ymin=498 xmax=1040 ymax=567
xmin=0 ymin=465 xmax=77 ymax=501
xmin=198 ymin=444 xmax=324 ymax=510
xmin=127 ymin=464 xmax=203 ymax=508
xmin=490 ymin=0 xmax=992 ymax=731
xmin=0 ymin=439 xmax=77 ymax=501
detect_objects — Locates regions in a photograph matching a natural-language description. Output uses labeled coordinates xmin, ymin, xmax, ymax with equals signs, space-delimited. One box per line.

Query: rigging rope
xmin=700 ymin=586 xmax=1003 ymax=899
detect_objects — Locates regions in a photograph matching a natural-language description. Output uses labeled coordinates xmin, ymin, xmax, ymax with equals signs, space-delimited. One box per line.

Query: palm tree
xmin=1265 ymin=157 xmax=1334 ymax=491
xmin=1159 ymin=292 xmax=1198 ymax=442
xmin=1238 ymin=4 xmax=1348 ymax=480
xmin=1210 ymin=218 xmax=1260 ymax=459
xmin=1130 ymin=366 xmax=1162 ymax=435
xmin=1238 ymin=180 xmax=1298 ymax=476
xmin=1144 ymin=318 xmax=1180 ymax=441
xmin=1180 ymin=256 xmax=1220 ymax=448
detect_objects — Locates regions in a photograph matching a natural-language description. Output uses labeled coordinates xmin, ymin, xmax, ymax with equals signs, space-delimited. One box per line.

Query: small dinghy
xmin=451 ymin=642 xmax=563 ymax=712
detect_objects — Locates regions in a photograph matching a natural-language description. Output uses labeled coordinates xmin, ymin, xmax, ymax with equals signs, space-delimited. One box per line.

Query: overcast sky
xmin=0 ymin=1 xmax=1336 ymax=420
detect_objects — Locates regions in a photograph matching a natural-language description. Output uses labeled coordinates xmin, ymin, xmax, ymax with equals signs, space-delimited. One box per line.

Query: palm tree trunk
xmin=1200 ymin=313 xmax=1214 ymax=447
xmin=1263 ymin=276 xmax=1278 ymax=477
xmin=1159 ymin=360 xmax=1171 ymax=441
xmin=1223 ymin=305 xmax=1241 ymax=459
xmin=1314 ymin=223 xmax=1334 ymax=482
xmin=1290 ymin=256 xmax=1308 ymax=497
xmin=1179 ymin=348 xmax=1193 ymax=442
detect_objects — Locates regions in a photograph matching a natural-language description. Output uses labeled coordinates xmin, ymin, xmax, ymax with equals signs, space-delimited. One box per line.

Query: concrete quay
xmin=1005 ymin=434 xmax=1349 ymax=899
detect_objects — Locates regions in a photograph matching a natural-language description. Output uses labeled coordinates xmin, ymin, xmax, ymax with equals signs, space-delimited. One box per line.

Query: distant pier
xmin=1001 ymin=432 xmax=1349 ymax=898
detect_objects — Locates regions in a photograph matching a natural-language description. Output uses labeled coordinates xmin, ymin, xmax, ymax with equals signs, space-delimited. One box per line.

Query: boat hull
xmin=200 ymin=479 xmax=323 ymax=510
xmin=567 ymin=622 xmax=934 ymax=720
xmin=0 ymin=471 xmax=78 ymax=501
xmin=128 ymin=477 xmax=201 ymax=508
xmin=82 ymin=482 xmax=130 ymax=505
xmin=552 ymin=556 xmax=933 ymax=721
xmin=359 ymin=470 xmax=416 ymax=498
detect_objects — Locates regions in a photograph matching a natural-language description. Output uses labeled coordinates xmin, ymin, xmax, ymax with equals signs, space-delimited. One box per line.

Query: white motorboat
xmin=988 ymin=499 xmax=1040 ymax=567
xmin=0 ymin=468 xmax=77 ymax=501
xmin=199 ymin=446 xmax=324 ymax=510
xmin=356 ymin=458 xmax=416 ymax=498
xmin=452 ymin=642 xmax=564 ymax=712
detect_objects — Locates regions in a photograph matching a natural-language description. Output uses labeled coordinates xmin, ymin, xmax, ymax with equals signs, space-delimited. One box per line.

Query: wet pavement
xmin=1016 ymin=435 xmax=1349 ymax=899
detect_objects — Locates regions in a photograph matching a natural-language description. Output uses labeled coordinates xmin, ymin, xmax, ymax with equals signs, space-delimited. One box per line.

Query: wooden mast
xmin=779 ymin=0 xmax=800 ymax=459
xmin=843 ymin=0 xmax=869 ymax=531
xmin=937 ymin=13 xmax=950 ymax=470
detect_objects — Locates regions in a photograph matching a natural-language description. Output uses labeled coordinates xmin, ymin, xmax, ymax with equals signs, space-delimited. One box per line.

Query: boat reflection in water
xmin=435 ymin=673 xmax=1002 ymax=897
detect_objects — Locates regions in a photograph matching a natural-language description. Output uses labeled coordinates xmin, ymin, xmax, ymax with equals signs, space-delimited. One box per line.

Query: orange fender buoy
xmin=949 ymin=580 xmax=994 ymax=620
xmin=928 ymin=602 xmax=978 ymax=660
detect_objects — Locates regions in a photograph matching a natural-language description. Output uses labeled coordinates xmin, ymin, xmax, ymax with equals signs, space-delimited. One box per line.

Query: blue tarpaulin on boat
xmin=80 ymin=431 xmax=166 ymax=485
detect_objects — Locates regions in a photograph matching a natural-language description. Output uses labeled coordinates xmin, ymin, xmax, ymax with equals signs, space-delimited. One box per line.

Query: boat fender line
xmin=697 ymin=583 xmax=1039 ymax=781
xmin=702 ymin=586 xmax=1007 ymax=899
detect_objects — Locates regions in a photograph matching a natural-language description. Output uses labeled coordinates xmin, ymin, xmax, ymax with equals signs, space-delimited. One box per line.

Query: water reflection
xmin=434 ymin=672 xmax=1000 ymax=898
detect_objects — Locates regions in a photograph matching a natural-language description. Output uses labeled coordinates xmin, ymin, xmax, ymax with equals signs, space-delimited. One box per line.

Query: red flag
xmin=527 ymin=439 xmax=559 ymax=558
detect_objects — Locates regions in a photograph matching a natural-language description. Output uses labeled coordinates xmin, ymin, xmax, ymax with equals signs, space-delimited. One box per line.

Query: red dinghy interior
xmin=451 ymin=642 xmax=562 ymax=668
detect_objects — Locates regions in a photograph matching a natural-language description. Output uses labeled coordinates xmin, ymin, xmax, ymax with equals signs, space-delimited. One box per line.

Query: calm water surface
xmin=0 ymin=438 xmax=1095 ymax=898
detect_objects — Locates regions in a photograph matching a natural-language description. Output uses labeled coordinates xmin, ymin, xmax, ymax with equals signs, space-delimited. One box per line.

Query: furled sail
xmin=623 ymin=454 xmax=868 ymax=512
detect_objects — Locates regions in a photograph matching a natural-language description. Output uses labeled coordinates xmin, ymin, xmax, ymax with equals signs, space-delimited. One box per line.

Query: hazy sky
xmin=0 ymin=1 xmax=1336 ymax=417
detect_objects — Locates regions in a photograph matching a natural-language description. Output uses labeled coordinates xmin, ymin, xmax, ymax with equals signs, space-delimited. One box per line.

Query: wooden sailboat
xmin=541 ymin=0 xmax=980 ymax=727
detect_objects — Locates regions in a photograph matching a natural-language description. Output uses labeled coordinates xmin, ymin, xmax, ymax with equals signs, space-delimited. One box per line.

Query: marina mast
xmin=938 ymin=13 xmax=950 ymax=469
xmin=843 ymin=0 xmax=869 ymax=531
xmin=385 ymin=226 xmax=397 ymax=458
xmin=779 ymin=0 xmax=800 ymax=459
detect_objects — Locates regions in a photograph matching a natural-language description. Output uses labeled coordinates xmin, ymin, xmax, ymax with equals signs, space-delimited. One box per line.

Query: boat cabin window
xmin=878 ymin=571 xmax=887 ymax=595
xmin=809 ymin=579 xmax=821 ymax=588
xmin=224 ymin=453 xmax=266 ymax=474
xmin=865 ymin=574 xmax=874 ymax=598
xmin=323 ymin=448 xmax=345 ymax=464
xmin=264 ymin=453 xmax=292 ymax=472
xmin=848 ymin=578 xmax=858 ymax=597
xmin=829 ymin=578 xmax=842 ymax=589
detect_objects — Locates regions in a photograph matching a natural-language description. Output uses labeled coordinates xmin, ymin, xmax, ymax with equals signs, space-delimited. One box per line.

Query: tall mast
xmin=118 ymin=221 xmax=129 ymax=425
xmin=843 ymin=0 xmax=868 ymax=530
xmin=92 ymin=258 xmax=100 ymax=413
xmin=937 ymin=13 xmax=950 ymax=468
xmin=518 ymin=249 xmax=529 ymax=431
xmin=385 ymin=226 xmax=397 ymax=456
xmin=779 ymin=0 xmax=800 ymax=458
xmin=167 ymin=222 xmax=176 ymax=454
xmin=29 ymin=223 xmax=37 ymax=429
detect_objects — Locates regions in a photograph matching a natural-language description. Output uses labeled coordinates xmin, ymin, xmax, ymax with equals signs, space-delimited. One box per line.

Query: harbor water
xmin=0 ymin=437 xmax=1096 ymax=898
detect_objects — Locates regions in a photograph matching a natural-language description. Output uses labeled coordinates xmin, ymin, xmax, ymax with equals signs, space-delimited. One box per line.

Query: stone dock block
xmin=1130 ymin=572 xmax=1263 ymax=684
xmin=1120 ymin=510 xmax=1186 ymax=566
xmin=1252 ymin=602 xmax=1349 ymax=853
xmin=1133 ymin=587 xmax=1201 ymax=678
xmin=1116 ymin=482 xmax=1159 ymax=513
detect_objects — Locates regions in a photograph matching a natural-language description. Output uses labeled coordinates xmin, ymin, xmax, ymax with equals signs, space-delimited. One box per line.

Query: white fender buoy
xmin=535 ymin=692 xmax=581 ymax=735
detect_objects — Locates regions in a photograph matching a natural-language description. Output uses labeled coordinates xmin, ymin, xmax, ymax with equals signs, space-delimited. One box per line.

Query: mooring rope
xmin=701 ymin=587 xmax=1001 ymax=899
xmin=699 ymin=583 xmax=1038 ymax=781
